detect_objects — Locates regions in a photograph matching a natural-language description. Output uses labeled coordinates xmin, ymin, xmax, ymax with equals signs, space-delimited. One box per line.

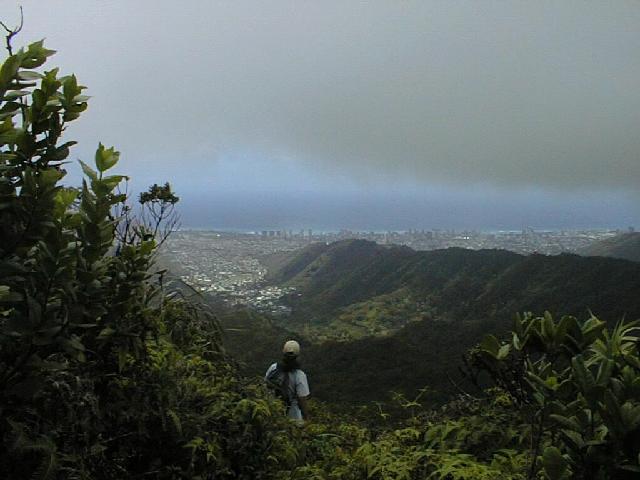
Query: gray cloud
xmin=8 ymin=0 xmax=640 ymax=190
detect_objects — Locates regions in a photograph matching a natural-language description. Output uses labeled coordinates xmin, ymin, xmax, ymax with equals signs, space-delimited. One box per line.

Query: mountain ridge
xmin=268 ymin=240 xmax=640 ymax=331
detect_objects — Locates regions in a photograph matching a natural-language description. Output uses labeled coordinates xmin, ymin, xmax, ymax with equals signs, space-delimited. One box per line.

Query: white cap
xmin=283 ymin=340 xmax=300 ymax=356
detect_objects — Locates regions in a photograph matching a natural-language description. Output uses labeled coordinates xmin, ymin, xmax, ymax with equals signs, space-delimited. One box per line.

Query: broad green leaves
xmin=0 ymin=37 xmax=181 ymax=479
xmin=474 ymin=312 xmax=640 ymax=479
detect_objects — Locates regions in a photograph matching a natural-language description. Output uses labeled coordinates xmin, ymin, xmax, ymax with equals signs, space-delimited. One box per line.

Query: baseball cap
xmin=283 ymin=340 xmax=300 ymax=356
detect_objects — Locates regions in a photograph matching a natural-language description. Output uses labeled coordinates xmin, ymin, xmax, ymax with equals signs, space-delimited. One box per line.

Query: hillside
xmin=579 ymin=232 xmax=640 ymax=263
xmin=268 ymin=240 xmax=640 ymax=332
xmin=225 ymin=240 xmax=640 ymax=404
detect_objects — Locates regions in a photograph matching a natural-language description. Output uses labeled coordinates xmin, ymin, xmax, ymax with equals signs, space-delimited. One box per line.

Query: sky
xmin=5 ymin=1 xmax=640 ymax=231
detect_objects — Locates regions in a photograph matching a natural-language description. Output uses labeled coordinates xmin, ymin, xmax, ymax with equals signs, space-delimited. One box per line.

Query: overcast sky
xmin=5 ymin=1 xmax=640 ymax=230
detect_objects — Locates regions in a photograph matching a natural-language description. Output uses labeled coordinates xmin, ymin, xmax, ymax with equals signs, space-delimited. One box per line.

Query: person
xmin=264 ymin=340 xmax=310 ymax=422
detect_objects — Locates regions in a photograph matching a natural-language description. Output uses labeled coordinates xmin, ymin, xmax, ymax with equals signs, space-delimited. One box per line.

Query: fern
xmin=167 ymin=409 xmax=183 ymax=436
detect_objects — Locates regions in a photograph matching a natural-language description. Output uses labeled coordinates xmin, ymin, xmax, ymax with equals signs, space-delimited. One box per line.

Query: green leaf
xmin=603 ymin=389 xmax=626 ymax=437
xmin=541 ymin=311 xmax=555 ymax=343
xmin=559 ymin=429 xmax=584 ymax=452
xmin=512 ymin=331 xmax=522 ymax=350
xmin=543 ymin=446 xmax=568 ymax=480
xmin=581 ymin=316 xmax=605 ymax=345
xmin=0 ymin=55 xmax=20 ymax=87
xmin=556 ymin=315 xmax=577 ymax=344
xmin=595 ymin=358 xmax=614 ymax=386
xmin=97 ymin=327 xmax=115 ymax=341
xmin=17 ymin=70 xmax=43 ymax=81
xmin=623 ymin=353 xmax=640 ymax=370
xmin=480 ymin=334 xmax=500 ymax=357
xmin=94 ymin=142 xmax=120 ymax=172
xmin=39 ymin=168 xmax=64 ymax=186
xmin=550 ymin=414 xmax=581 ymax=432
xmin=3 ymin=90 xmax=30 ymax=100
xmin=21 ymin=40 xmax=56 ymax=68
xmin=79 ymin=160 xmax=98 ymax=181
xmin=167 ymin=409 xmax=183 ymax=436
xmin=54 ymin=188 xmax=78 ymax=211
xmin=101 ymin=174 xmax=128 ymax=190
xmin=572 ymin=355 xmax=595 ymax=393
xmin=497 ymin=343 xmax=511 ymax=360
xmin=527 ymin=371 xmax=552 ymax=392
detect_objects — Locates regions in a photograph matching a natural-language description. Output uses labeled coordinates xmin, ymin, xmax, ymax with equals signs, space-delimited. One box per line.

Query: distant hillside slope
xmin=268 ymin=239 xmax=640 ymax=328
xmin=229 ymin=240 xmax=640 ymax=405
xmin=579 ymin=232 xmax=640 ymax=263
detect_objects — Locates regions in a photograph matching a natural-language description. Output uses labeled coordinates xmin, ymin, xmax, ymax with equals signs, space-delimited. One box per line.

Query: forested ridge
xmin=2 ymin=36 xmax=640 ymax=480
xmin=265 ymin=239 xmax=640 ymax=328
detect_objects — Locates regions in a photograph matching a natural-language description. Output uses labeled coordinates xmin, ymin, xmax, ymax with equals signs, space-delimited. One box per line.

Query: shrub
xmin=0 ymin=35 xmax=303 ymax=480
xmin=473 ymin=312 xmax=640 ymax=479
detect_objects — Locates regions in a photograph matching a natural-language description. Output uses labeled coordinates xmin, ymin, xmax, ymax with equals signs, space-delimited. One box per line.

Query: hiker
xmin=264 ymin=340 xmax=310 ymax=422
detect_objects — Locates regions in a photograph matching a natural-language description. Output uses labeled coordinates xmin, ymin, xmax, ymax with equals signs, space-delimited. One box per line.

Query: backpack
xmin=265 ymin=365 xmax=293 ymax=406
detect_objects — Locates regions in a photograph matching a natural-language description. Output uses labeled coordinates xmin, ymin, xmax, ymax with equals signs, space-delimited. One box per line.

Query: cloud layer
xmin=9 ymin=1 xmax=640 ymax=191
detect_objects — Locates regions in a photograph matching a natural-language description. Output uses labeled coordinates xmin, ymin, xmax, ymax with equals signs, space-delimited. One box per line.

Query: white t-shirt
xmin=265 ymin=363 xmax=310 ymax=421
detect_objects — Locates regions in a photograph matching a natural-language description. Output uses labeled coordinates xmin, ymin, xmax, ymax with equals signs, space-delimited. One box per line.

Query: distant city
xmin=160 ymin=227 xmax=631 ymax=316
xmin=243 ymin=227 xmax=631 ymax=255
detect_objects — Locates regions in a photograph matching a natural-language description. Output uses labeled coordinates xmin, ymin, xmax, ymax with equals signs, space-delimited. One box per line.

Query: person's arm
xmin=296 ymin=371 xmax=311 ymax=420
xmin=297 ymin=395 xmax=310 ymax=421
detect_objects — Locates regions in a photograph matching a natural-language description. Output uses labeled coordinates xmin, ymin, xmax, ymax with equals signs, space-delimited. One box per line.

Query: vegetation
xmin=0 ymin=36 xmax=302 ymax=479
xmin=270 ymin=240 xmax=640 ymax=330
xmin=241 ymin=239 xmax=640 ymax=405
xmin=1 ymin=33 xmax=638 ymax=480
xmin=299 ymin=288 xmax=428 ymax=341
xmin=471 ymin=312 xmax=640 ymax=478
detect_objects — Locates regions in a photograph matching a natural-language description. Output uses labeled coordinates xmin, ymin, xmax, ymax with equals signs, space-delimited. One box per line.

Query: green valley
xmin=215 ymin=239 xmax=640 ymax=407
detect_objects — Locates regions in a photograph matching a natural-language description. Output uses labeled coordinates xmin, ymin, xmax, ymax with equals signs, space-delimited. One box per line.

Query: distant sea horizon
xmin=176 ymin=226 xmax=627 ymax=235
xmin=173 ymin=191 xmax=639 ymax=235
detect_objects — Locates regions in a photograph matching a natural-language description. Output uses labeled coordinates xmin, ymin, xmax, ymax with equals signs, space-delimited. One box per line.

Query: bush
xmin=472 ymin=312 xmax=640 ymax=479
xmin=0 ymin=36 xmax=304 ymax=480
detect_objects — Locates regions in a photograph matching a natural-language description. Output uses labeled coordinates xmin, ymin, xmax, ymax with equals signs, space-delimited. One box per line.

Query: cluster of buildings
xmin=160 ymin=231 xmax=301 ymax=314
xmin=253 ymin=227 xmax=624 ymax=256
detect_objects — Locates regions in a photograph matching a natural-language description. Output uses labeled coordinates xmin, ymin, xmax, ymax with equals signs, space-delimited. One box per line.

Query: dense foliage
xmin=471 ymin=312 xmax=640 ymax=479
xmin=0 ymin=38 xmax=304 ymax=479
